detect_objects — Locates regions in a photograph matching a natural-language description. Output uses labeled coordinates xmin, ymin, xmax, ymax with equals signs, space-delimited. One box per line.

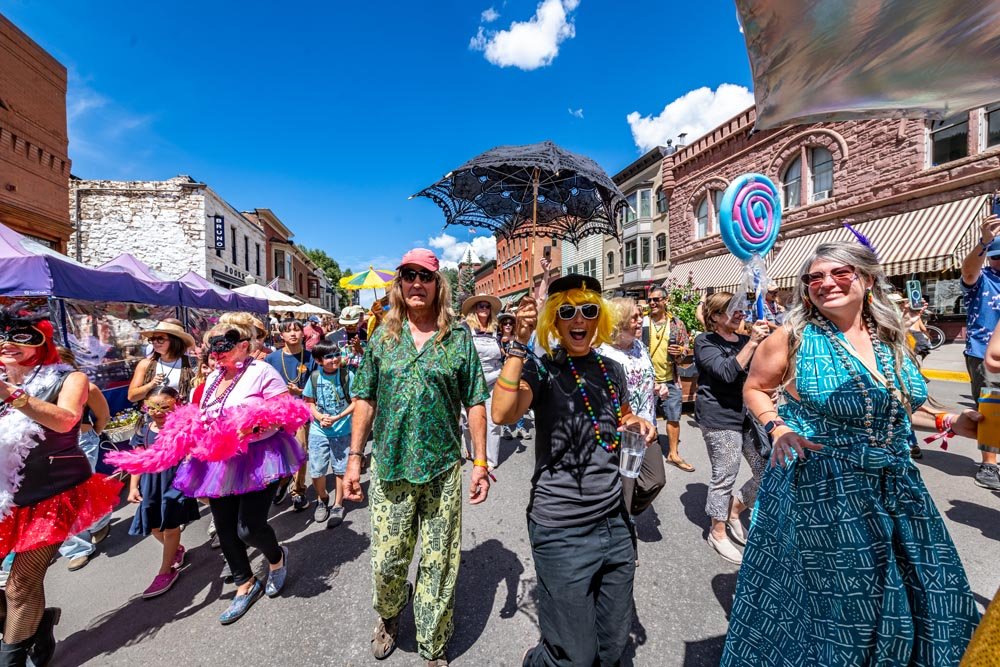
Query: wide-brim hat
xmin=140 ymin=321 xmax=196 ymax=349
xmin=461 ymin=294 xmax=502 ymax=316
xmin=548 ymin=273 xmax=602 ymax=296
xmin=497 ymin=312 xmax=516 ymax=324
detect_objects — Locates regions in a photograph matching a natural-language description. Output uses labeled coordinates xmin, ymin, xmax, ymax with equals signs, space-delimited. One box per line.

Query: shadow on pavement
xmin=634 ymin=505 xmax=662 ymax=543
xmin=619 ymin=602 xmax=648 ymax=667
xmin=497 ymin=433 xmax=528 ymax=468
xmin=945 ymin=499 xmax=1000 ymax=542
xmin=679 ymin=483 xmax=711 ymax=538
xmin=914 ymin=448 xmax=978 ymax=480
xmin=273 ymin=518 xmax=371 ymax=599
xmin=711 ymin=572 xmax=738 ymax=619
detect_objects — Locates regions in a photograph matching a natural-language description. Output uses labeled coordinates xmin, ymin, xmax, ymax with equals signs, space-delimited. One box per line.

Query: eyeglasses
xmin=0 ymin=327 xmax=46 ymax=347
xmin=557 ymin=303 xmax=600 ymax=320
xmin=148 ymin=336 xmax=170 ymax=344
xmin=400 ymin=268 xmax=436 ymax=284
xmin=800 ymin=265 xmax=858 ymax=288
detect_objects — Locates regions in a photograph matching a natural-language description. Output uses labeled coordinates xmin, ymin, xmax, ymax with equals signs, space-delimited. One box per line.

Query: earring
xmin=866 ymin=288 xmax=873 ymax=304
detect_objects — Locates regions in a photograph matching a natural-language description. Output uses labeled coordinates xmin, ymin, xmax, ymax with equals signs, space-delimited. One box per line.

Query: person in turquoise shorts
xmin=726 ymin=241 xmax=982 ymax=666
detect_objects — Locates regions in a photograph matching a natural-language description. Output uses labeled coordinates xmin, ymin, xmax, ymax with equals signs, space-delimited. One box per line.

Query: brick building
xmin=0 ymin=14 xmax=72 ymax=251
xmin=661 ymin=105 xmax=1000 ymax=335
xmin=474 ymin=259 xmax=496 ymax=296
xmin=496 ymin=235 xmax=562 ymax=307
xmin=243 ymin=208 xmax=328 ymax=307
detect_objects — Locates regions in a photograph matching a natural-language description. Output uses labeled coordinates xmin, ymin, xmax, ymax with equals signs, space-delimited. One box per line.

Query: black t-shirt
xmin=522 ymin=351 xmax=627 ymax=528
xmin=694 ymin=332 xmax=751 ymax=430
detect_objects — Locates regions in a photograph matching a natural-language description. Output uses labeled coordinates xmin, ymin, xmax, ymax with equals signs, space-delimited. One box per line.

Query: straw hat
xmin=139 ymin=320 xmax=195 ymax=349
xmin=461 ymin=294 xmax=502 ymax=316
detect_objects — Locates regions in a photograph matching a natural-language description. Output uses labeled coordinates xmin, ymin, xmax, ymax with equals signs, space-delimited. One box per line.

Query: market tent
xmin=0 ymin=223 xmax=178 ymax=305
xmin=284 ymin=301 xmax=334 ymax=317
xmin=232 ymin=282 xmax=303 ymax=308
xmin=177 ymin=271 xmax=268 ymax=314
xmin=97 ymin=253 xmax=182 ymax=304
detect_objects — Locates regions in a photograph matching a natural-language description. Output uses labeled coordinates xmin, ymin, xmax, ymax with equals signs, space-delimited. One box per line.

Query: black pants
xmin=209 ymin=482 xmax=282 ymax=586
xmin=525 ymin=510 xmax=636 ymax=667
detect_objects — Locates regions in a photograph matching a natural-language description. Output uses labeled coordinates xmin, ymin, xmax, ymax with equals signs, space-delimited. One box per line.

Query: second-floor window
xmin=931 ymin=113 xmax=969 ymax=165
xmin=810 ymin=147 xmax=833 ymax=200
xmin=274 ymin=250 xmax=286 ymax=278
xmin=624 ymin=239 xmax=638 ymax=268
xmin=607 ymin=251 xmax=615 ymax=275
xmin=656 ymin=234 xmax=667 ymax=262
xmin=582 ymin=258 xmax=597 ymax=278
xmin=641 ymin=237 xmax=650 ymax=266
xmin=655 ymin=187 xmax=668 ymax=214
xmin=783 ymin=158 xmax=802 ymax=208
xmin=987 ymin=103 xmax=1000 ymax=148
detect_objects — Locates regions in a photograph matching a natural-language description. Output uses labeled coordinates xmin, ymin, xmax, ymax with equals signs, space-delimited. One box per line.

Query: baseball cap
xmin=339 ymin=305 xmax=365 ymax=325
xmin=987 ymin=238 xmax=1000 ymax=258
xmin=397 ymin=248 xmax=440 ymax=273
xmin=307 ymin=315 xmax=320 ymax=323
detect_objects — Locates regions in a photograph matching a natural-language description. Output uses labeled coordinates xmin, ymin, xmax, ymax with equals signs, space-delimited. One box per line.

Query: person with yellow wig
xmin=492 ymin=273 xmax=657 ymax=667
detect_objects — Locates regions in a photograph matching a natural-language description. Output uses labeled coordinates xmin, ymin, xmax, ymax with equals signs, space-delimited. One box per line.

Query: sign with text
xmin=213 ymin=215 xmax=225 ymax=249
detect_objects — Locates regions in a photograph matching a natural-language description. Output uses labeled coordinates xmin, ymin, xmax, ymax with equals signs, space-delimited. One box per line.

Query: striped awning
xmin=500 ymin=288 xmax=529 ymax=308
xmin=768 ymin=196 xmax=983 ymax=288
xmin=663 ymin=252 xmax=765 ymax=293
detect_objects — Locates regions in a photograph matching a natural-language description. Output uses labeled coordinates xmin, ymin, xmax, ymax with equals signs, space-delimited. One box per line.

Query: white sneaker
xmin=708 ymin=534 xmax=743 ymax=564
xmin=727 ymin=518 xmax=747 ymax=546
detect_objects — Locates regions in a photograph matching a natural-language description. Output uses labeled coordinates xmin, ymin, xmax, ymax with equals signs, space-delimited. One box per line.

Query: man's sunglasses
xmin=800 ymin=265 xmax=858 ymax=288
xmin=557 ymin=304 xmax=600 ymax=321
xmin=400 ymin=268 xmax=436 ymax=284
xmin=647 ymin=297 xmax=664 ymax=303
xmin=0 ymin=326 xmax=45 ymax=347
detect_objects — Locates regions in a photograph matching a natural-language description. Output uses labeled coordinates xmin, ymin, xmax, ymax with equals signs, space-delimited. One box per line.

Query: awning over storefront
xmin=500 ymin=289 xmax=529 ymax=309
xmin=769 ymin=196 xmax=982 ymax=288
xmin=663 ymin=252 xmax=761 ymax=293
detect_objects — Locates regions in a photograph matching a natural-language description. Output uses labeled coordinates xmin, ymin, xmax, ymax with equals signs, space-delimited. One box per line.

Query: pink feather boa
xmin=106 ymin=394 xmax=310 ymax=475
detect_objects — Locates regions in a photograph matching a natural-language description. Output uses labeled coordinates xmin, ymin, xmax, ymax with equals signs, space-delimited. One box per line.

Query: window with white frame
xmin=641 ymin=237 xmax=650 ymax=266
xmin=695 ymin=197 xmax=710 ymax=239
xmin=810 ymin=147 xmax=833 ymax=201
xmin=568 ymin=264 xmax=578 ymax=275
xmin=783 ymin=157 xmax=802 ymax=208
xmin=638 ymin=189 xmax=651 ymax=218
xmin=607 ymin=251 xmax=615 ymax=275
xmin=582 ymin=258 xmax=597 ymax=278
xmin=656 ymin=234 xmax=667 ymax=262
xmin=930 ymin=113 xmax=969 ymax=165
xmin=624 ymin=240 xmax=638 ymax=268
xmin=624 ymin=192 xmax=637 ymax=224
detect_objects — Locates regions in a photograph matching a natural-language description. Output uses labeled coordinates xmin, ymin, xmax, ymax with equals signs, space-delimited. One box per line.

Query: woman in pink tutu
xmin=0 ymin=304 xmax=122 ymax=666
xmin=110 ymin=318 xmax=309 ymax=625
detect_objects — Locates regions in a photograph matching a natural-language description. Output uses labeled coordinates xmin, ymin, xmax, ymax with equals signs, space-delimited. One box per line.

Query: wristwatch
xmin=763 ymin=419 xmax=786 ymax=435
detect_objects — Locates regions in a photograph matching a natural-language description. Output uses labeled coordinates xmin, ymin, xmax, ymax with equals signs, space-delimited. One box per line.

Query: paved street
xmin=47 ymin=378 xmax=998 ymax=667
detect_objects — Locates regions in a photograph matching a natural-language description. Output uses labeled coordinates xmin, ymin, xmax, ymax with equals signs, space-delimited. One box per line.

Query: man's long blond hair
xmin=378 ymin=272 xmax=455 ymax=346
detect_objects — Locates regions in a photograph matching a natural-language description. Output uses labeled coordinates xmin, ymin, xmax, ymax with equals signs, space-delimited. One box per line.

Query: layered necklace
xmin=567 ymin=352 xmax=622 ymax=452
xmin=201 ymin=360 xmax=252 ymax=414
xmin=814 ymin=314 xmax=902 ymax=450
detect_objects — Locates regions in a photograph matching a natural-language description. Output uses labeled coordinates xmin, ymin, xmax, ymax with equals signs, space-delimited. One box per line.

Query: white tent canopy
xmin=232 ymin=283 xmax=303 ymax=308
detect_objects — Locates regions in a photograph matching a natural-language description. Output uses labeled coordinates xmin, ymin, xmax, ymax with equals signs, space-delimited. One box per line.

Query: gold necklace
xmin=279 ymin=348 xmax=306 ymax=383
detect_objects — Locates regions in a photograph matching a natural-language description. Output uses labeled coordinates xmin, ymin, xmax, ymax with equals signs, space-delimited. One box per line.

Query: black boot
xmin=0 ymin=638 xmax=30 ymax=667
xmin=26 ymin=608 xmax=59 ymax=667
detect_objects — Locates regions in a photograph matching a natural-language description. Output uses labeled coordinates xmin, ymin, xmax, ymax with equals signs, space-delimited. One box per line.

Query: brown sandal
xmin=371 ymin=582 xmax=413 ymax=660
xmin=666 ymin=456 xmax=695 ymax=472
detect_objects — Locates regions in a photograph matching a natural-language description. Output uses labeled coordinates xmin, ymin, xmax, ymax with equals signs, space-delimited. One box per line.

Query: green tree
xmin=440 ymin=267 xmax=460 ymax=311
xmin=301 ymin=247 xmax=351 ymax=309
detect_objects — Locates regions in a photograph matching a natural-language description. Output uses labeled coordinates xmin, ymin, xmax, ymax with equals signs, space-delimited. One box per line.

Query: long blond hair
xmin=378 ymin=271 xmax=455 ymax=346
xmin=608 ymin=297 xmax=637 ymax=341
xmin=464 ymin=303 xmax=498 ymax=333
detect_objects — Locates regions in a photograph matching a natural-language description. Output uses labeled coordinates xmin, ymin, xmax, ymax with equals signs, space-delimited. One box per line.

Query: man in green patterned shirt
xmin=346 ymin=248 xmax=490 ymax=667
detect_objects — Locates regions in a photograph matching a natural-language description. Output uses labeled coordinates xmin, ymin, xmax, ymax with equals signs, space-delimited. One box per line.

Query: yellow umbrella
xmin=339 ymin=266 xmax=395 ymax=301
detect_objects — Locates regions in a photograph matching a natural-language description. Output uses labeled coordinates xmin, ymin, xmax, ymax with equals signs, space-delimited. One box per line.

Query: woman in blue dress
xmin=724 ymin=242 xmax=981 ymax=666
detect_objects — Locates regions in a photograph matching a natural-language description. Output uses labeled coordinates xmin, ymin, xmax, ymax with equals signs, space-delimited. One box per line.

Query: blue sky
xmin=4 ymin=0 xmax=754 ymax=273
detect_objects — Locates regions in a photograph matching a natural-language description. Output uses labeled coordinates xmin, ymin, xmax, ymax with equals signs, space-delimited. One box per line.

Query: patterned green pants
xmin=370 ymin=462 xmax=462 ymax=660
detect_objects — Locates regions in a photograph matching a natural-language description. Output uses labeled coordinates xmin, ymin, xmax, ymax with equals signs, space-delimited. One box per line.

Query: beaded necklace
xmin=814 ymin=314 xmax=901 ymax=450
xmin=566 ymin=352 xmax=622 ymax=452
xmin=201 ymin=360 xmax=252 ymax=414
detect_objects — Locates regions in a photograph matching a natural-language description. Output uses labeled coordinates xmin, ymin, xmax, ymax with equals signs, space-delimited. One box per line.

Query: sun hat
xmin=139 ymin=320 xmax=196 ymax=350
xmin=397 ymin=248 xmax=440 ymax=273
xmin=339 ymin=305 xmax=365 ymax=326
xmin=497 ymin=312 xmax=516 ymax=325
xmin=461 ymin=294 xmax=502 ymax=316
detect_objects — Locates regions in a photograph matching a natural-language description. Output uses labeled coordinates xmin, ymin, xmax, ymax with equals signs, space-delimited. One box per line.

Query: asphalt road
xmin=46 ymin=378 xmax=999 ymax=666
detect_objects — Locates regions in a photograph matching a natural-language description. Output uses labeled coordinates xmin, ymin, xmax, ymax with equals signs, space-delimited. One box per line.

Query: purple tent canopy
xmin=177 ymin=271 xmax=268 ymax=314
xmin=97 ymin=253 xmax=183 ymax=304
xmin=0 ymin=224 xmax=180 ymax=305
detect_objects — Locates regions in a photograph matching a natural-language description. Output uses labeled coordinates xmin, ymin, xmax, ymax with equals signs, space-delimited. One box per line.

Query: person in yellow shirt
xmin=643 ymin=287 xmax=694 ymax=472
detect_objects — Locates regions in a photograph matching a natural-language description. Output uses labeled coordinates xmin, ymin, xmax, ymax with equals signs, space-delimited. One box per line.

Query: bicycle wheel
xmin=925 ymin=325 xmax=945 ymax=350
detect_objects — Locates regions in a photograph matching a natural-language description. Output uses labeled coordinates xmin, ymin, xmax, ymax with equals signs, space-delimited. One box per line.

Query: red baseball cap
xmin=397 ymin=248 xmax=440 ymax=273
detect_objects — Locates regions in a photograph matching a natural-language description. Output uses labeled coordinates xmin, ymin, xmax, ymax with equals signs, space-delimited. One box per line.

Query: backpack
xmin=309 ymin=367 xmax=351 ymax=408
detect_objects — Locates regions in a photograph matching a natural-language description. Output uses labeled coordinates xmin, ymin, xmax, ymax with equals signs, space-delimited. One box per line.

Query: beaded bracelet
xmin=497 ymin=375 xmax=519 ymax=389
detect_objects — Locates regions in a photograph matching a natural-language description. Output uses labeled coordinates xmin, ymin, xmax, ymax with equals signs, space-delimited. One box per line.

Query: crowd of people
xmin=0 ymin=230 xmax=994 ymax=665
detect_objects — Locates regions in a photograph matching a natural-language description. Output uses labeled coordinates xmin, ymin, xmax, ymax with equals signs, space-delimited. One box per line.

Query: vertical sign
xmin=213 ymin=215 xmax=225 ymax=249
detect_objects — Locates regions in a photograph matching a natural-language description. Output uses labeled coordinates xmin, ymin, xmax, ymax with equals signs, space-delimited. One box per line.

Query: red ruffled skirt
xmin=0 ymin=474 xmax=123 ymax=556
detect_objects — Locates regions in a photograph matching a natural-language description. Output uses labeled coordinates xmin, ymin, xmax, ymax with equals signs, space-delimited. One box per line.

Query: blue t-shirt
xmin=264 ymin=349 xmax=316 ymax=390
xmin=303 ymin=369 xmax=353 ymax=437
xmin=962 ymin=267 xmax=1000 ymax=359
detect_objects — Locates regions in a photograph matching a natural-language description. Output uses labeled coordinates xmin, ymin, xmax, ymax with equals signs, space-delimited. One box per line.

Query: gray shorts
xmin=656 ymin=384 xmax=682 ymax=422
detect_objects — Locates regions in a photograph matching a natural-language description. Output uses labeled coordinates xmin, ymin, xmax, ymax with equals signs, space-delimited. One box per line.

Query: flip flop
xmin=666 ymin=457 xmax=695 ymax=472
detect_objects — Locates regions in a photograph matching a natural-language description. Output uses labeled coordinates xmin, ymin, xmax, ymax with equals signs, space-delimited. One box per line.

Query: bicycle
xmin=920 ymin=309 xmax=946 ymax=350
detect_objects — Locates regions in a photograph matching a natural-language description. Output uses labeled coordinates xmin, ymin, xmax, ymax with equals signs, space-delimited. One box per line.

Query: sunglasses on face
xmin=400 ymin=268 xmax=436 ymax=284
xmin=647 ymin=297 xmax=664 ymax=303
xmin=476 ymin=302 xmax=492 ymax=310
xmin=0 ymin=326 xmax=45 ymax=347
xmin=800 ymin=264 xmax=858 ymax=288
xmin=321 ymin=353 xmax=341 ymax=361
xmin=148 ymin=336 xmax=170 ymax=344
xmin=208 ymin=330 xmax=247 ymax=354
xmin=557 ymin=303 xmax=600 ymax=321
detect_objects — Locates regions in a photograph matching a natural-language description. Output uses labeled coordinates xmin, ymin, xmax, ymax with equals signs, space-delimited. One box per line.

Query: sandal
xmin=666 ymin=456 xmax=695 ymax=472
xmin=371 ymin=582 xmax=413 ymax=660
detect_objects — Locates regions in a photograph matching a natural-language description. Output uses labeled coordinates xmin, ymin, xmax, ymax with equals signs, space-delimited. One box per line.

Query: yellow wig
xmin=536 ymin=287 xmax=616 ymax=356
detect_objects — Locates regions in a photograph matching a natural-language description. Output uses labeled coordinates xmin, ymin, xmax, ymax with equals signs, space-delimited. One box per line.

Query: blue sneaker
xmin=219 ymin=579 xmax=264 ymax=625
xmin=265 ymin=546 xmax=289 ymax=598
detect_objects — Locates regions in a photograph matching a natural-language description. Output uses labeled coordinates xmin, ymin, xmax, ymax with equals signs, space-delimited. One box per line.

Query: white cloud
xmin=428 ymin=232 xmax=497 ymax=270
xmin=470 ymin=0 xmax=580 ymax=71
xmin=568 ymin=107 xmax=584 ymax=119
xmin=481 ymin=7 xmax=500 ymax=22
xmin=626 ymin=84 xmax=755 ymax=153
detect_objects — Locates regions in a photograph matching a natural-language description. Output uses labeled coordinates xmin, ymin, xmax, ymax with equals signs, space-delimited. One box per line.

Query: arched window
xmin=656 ymin=234 xmax=667 ymax=262
xmin=695 ymin=197 xmax=709 ymax=239
xmin=810 ymin=147 xmax=833 ymax=200
xmin=782 ymin=157 xmax=802 ymax=208
xmin=607 ymin=251 xmax=615 ymax=275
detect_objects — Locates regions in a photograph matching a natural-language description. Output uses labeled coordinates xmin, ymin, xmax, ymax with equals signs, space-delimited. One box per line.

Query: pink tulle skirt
xmin=172 ymin=430 xmax=305 ymax=498
xmin=0 ymin=474 xmax=124 ymax=556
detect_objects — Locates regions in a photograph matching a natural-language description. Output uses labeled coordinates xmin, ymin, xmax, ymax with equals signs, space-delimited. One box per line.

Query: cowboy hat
xmin=461 ymin=294 xmax=502 ymax=316
xmin=139 ymin=321 xmax=196 ymax=349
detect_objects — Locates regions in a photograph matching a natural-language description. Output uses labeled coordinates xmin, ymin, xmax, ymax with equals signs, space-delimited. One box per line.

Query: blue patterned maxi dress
xmin=721 ymin=323 xmax=979 ymax=666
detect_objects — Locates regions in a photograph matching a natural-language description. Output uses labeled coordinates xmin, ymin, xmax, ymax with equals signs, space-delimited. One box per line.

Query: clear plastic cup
xmin=619 ymin=426 xmax=646 ymax=478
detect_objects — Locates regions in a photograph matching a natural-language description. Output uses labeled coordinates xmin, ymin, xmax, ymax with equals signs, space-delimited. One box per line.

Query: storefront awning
xmin=500 ymin=289 xmax=529 ymax=309
xmin=768 ymin=196 xmax=983 ymax=288
xmin=664 ymin=252 xmax=765 ymax=293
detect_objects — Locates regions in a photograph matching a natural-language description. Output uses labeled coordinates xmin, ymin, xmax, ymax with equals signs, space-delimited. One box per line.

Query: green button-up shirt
xmin=352 ymin=320 xmax=489 ymax=484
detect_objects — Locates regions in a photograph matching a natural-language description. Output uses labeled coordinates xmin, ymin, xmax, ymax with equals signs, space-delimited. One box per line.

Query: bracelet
xmin=4 ymin=389 xmax=26 ymax=408
xmin=497 ymin=375 xmax=519 ymax=389
xmin=495 ymin=381 xmax=519 ymax=392
xmin=509 ymin=340 xmax=530 ymax=352
xmin=757 ymin=409 xmax=778 ymax=420
xmin=934 ymin=412 xmax=948 ymax=433
xmin=506 ymin=347 xmax=527 ymax=359
xmin=348 ymin=451 xmax=364 ymax=458
xmin=473 ymin=459 xmax=489 ymax=468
